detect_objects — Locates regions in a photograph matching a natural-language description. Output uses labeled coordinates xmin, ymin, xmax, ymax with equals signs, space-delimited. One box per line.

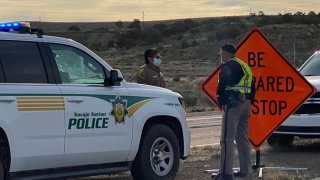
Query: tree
xmin=294 ymin=11 xmax=305 ymax=16
xmin=115 ymin=20 xmax=123 ymax=28
xmin=258 ymin=11 xmax=265 ymax=16
xmin=127 ymin=19 xmax=141 ymax=31
xmin=282 ymin=13 xmax=293 ymax=23
xmin=307 ymin=11 xmax=317 ymax=16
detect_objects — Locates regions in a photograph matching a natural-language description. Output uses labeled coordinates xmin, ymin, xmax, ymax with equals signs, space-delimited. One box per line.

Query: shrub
xmin=127 ymin=19 xmax=141 ymax=31
xmin=117 ymin=37 xmax=137 ymax=49
xmin=142 ymin=28 xmax=163 ymax=45
xmin=107 ymin=40 xmax=115 ymax=48
xmin=183 ymin=94 xmax=198 ymax=106
xmin=68 ymin=25 xmax=80 ymax=31
xmin=153 ymin=23 xmax=167 ymax=33
xmin=192 ymin=40 xmax=198 ymax=46
xmin=307 ymin=11 xmax=317 ymax=16
xmin=163 ymin=19 xmax=199 ymax=36
xmin=94 ymin=27 xmax=109 ymax=31
xmin=294 ymin=11 xmax=305 ymax=16
xmin=207 ymin=34 xmax=216 ymax=42
xmin=201 ymin=18 xmax=222 ymax=31
xmin=258 ymin=11 xmax=265 ymax=16
xmin=124 ymin=30 xmax=142 ymax=40
xmin=164 ymin=22 xmax=187 ymax=36
xmin=177 ymin=34 xmax=183 ymax=40
xmin=89 ymin=42 xmax=101 ymax=51
xmin=115 ymin=20 xmax=123 ymax=28
xmin=181 ymin=41 xmax=190 ymax=48
xmin=282 ymin=14 xmax=293 ymax=23
xmin=190 ymin=27 xmax=201 ymax=34
xmin=215 ymin=27 xmax=241 ymax=41
xmin=228 ymin=27 xmax=241 ymax=38
xmin=173 ymin=77 xmax=180 ymax=82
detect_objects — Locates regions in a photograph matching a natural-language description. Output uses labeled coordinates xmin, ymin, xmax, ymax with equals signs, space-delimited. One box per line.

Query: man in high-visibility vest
xmin=213 ymin=43 xmax=254 ymax=180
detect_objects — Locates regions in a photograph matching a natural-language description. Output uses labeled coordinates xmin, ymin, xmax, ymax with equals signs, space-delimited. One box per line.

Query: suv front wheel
xmin=131 ymin=124 xmax=180 ymax=180
xmin=0 ymin=160 xmax=4 ymax=180
xmin=0 ymin=138 xmax=7 ymax=180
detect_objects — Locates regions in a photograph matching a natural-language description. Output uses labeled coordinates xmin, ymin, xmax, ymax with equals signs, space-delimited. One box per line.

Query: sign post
xmin=202 ymin=27 xmax=316 ymax=177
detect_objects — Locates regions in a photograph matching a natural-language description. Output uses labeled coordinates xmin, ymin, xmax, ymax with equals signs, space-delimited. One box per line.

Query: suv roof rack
xmin=0 ymin=21 xmax=44 ymax=38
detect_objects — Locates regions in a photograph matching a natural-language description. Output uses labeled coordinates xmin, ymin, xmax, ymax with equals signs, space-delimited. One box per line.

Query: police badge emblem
xmin=110 ymin=95 xmax=128 ymax=124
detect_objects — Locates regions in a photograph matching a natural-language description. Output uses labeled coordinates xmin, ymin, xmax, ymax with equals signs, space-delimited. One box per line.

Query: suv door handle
xmin=66 ymin=98 xmax=84 ymax=103
xmin=0 ymin=98 xmax=15 ymax=103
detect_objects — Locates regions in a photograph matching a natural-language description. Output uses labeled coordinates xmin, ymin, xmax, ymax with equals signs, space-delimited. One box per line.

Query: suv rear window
xmin=0 ymin=41 xmax=48 ymax=83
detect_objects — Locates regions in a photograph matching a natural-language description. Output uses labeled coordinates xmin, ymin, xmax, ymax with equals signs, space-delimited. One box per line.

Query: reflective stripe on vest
xmin=225 ymin=57 xmax=253 ymax=94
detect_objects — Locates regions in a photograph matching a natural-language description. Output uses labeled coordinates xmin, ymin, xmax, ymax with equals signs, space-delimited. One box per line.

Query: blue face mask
xmin=153 ymin=58 xmax=161 ymax=67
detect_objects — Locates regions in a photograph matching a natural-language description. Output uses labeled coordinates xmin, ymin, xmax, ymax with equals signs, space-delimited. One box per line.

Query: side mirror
xmin=105 ymin=69 xmax=123 ymax=86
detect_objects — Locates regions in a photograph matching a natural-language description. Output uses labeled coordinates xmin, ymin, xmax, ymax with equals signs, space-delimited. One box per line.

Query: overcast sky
xmin=1 ymin=0 xmax=319 ymax=22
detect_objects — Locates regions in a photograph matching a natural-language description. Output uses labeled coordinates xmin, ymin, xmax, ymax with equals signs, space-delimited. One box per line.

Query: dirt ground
xmin=77 ymin=138 xmax=320 ymax=180
xmin=175 ymin=139 xmax=320 ymax=180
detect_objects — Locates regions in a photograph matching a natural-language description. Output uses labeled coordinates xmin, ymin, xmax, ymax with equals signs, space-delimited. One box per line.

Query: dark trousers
xmin=219 ymin=100 xmax=251 ymax=176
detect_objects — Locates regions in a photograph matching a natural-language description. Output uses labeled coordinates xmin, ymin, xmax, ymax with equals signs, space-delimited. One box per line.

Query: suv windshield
xmin=300 ymin=52 xmax=320 ymax=76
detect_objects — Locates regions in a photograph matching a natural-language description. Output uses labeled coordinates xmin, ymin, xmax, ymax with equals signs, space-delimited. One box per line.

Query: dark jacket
xmin=217 ymin=57 xmax=244 ymax=106
xmin=130 ymin=63 xmax=165 ymax=88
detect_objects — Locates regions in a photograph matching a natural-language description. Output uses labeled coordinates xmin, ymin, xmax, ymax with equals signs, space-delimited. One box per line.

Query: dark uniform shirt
xmin=217 ymin=57 xmax=244 ymax=106
xmin=130 ymin=63 xmax=165 ymax=88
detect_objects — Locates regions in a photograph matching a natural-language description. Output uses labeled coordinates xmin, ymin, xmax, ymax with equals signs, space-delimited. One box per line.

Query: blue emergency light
xmin=0 ymin=22 xmax=30 ymax=32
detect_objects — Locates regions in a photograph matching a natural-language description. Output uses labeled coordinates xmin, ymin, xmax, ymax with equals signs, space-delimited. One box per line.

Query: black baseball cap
xmin=221 ymin=43 xmax=236 ymax=54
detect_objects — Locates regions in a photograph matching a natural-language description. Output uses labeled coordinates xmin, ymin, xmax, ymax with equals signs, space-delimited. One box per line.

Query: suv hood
xmin=124 ymin=82 xmax=182 ymax=97
xmin=305 ymin=76 xmax=320 ymax=90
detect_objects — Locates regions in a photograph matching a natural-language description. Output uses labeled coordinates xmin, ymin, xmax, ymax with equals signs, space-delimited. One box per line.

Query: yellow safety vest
xmin=225 ymin=57 xmax=253 ymax=94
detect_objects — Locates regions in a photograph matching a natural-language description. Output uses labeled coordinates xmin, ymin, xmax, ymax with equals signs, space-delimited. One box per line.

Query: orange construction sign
xmin=201 ymin=27 xmax=317 ymax=147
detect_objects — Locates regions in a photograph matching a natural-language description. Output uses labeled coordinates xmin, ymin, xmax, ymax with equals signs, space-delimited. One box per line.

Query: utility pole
xmin=37 ymin=16 xmax=42 ymax=28
xmin=112 ymin=40 xmax=118 ymax=67
xmin=142 ymin=11 xmax=145 ymax=31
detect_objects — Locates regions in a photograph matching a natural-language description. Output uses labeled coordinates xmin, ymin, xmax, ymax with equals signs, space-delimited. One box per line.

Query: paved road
xmin=186 ymin=111 xmax=222 ymax=146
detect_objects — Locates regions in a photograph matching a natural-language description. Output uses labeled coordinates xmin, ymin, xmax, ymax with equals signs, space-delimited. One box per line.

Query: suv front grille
xmin=294 ymin=92 xmax=320 ymax=114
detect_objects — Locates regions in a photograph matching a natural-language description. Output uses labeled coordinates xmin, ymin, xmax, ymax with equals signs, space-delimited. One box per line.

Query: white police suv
xmin=267 ymin=51 xmax=320 ymax=148
xmin=0 ymin=22 xmax=190 ymax=180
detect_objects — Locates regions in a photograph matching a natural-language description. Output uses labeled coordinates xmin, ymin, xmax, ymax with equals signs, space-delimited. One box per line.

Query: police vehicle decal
xmin=68 ymin=112 xmax=109 ymax=130
xmin=63 ymin=95 xmax=154 ymax=117
xmin=127 ymin=99 xmax=152 ymax=118
xmin=16 ymin=96 xmax=65 ymax=111
xmin=6 ymin=94 xmax=153 ymax=116
xmin=110 ymin=95 xmax=128 ymax=124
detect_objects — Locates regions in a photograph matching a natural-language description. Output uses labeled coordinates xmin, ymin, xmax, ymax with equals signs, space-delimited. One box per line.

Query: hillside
xmin=31 ymin=15 xmax=320 ymax=111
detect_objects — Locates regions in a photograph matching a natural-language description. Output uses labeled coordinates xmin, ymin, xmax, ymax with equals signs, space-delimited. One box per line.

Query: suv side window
xmin=0 ymin=58 xmax=4 ymax=83
xmin=49 ymin=44 xmax=105 ymax=84
xmin=0 ymin=41 xmax=48 ymax=83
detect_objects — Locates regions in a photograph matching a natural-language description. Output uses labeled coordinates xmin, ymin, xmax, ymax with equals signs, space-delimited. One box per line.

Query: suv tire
xmin=267 ymin=134 xmax=294 ymax=149
xmin=0 ymin=138 xmax=7 ymax=180
xmin=0 ymin=160 xmax=4 ymax=180
xmin=131 ymin=124 xmax=180 ymax=180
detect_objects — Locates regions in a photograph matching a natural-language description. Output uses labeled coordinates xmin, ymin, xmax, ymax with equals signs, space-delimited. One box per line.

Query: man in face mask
xmin=130 ymin=48 xmax=166 ymax=88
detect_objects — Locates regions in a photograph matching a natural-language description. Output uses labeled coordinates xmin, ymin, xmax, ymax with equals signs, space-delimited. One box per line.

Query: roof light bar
xmin=0 ymin=21 xmax=30 ymax=32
